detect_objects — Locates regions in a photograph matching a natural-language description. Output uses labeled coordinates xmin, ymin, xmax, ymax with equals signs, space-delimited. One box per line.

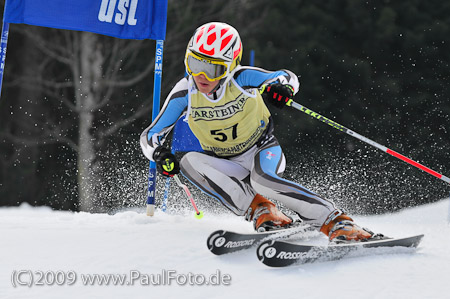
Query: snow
xmin=1 ymin=199 xmax=450 ymax=299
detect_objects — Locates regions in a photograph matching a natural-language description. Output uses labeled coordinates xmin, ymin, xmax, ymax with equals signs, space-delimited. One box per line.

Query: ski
xmin=257 ymin=234 xmax=424 ymax=267
xmin=207 ymin=225 xmax=313 ymax=255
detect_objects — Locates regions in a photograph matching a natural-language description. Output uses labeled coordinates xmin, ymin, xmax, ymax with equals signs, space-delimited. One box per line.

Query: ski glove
xmin=153 ymin=146 xmax=180 ymax=177
xmin=260 ymin=83 xmax=294 ymax=109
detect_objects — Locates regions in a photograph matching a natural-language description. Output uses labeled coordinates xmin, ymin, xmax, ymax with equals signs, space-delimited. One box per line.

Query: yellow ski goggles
xmin=185 ymin=51 xmax=228 ymax=81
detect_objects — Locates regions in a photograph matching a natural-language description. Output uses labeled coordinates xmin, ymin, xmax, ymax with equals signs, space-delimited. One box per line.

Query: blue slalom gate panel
xmin=171 ymin=117 xmax=203 ymax=153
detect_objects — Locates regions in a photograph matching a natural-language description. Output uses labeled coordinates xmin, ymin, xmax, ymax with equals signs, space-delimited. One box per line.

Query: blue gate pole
xmin=146 ymin=40 xmax=164 ymax=216
xmin=0 ymin=5 xmax=10 ymax=98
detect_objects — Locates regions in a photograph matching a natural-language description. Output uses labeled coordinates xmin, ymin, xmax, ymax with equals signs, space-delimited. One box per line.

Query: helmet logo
xmin=223 ymin=47 xmax=233 ymax=60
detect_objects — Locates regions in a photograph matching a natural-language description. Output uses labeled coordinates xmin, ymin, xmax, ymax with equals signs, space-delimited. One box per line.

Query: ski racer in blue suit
xmin=140 ymin=22 xmax=374 ymax=243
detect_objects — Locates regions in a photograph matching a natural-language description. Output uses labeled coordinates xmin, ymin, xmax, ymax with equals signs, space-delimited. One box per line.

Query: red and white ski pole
xmin=173 ymin=174 xmax=204 ymax=219
xmin=288 ymin=101 xmax=450 ymax=185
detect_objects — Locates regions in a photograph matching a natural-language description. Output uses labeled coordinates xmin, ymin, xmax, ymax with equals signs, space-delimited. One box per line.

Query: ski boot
xmin=320 ymin=210 xmax=374 ymax=244
xmin=245 ymin=194 xmax=293 ymax=232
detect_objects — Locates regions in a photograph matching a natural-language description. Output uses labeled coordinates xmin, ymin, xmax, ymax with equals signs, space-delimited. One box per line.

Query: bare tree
xmin=3 ymin=26 xmax=154 ymax=211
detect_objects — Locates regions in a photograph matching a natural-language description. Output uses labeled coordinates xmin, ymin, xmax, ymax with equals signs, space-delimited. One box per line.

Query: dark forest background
xmin=0 ymin=0 xmax=449 ymax=215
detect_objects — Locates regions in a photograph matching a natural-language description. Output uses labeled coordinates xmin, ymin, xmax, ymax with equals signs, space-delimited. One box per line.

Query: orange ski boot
xmin=320 ymin=210 xmax=373 ymax=243
xmin=245 ymin=194 xmax=293 ymax=232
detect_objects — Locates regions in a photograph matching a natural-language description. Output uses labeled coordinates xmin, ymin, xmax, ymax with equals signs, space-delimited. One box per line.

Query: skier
xmin=140 ymin=22 xmax=374 ymax=243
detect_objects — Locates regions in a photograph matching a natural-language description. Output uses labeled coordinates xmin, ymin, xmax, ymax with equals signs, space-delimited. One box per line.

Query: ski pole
xmin=173 ymin=174 xmax=204 ymax=219
xmin=287 ymin=101 xmax=450 ymax=185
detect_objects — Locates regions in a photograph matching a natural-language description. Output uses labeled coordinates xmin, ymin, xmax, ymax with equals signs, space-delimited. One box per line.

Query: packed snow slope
xmin=1 ymin=199 xmax=450 ymax=299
